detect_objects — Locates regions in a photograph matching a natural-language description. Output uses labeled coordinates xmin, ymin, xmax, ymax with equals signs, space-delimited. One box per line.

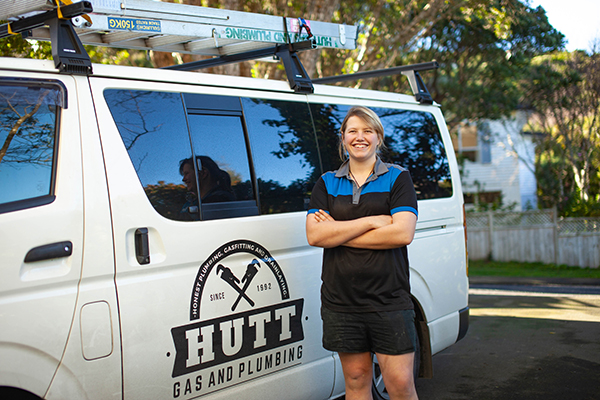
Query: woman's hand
xmin=313 ymin=209 xmax=334 ymax=223
xmin=313 ymin=210 xmax=391 ymax=229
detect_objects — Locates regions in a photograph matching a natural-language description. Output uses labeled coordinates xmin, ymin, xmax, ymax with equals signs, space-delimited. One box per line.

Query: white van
xmin=0 ymin=2 xmax=468 ymax=399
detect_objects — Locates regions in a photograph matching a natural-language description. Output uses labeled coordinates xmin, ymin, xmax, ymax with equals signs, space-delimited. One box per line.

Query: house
xmin=453 ymin=111 xmax=538 ymax=211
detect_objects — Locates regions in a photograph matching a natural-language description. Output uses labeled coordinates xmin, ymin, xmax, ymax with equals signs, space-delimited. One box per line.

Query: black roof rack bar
xmin=0 ymin=1 xmax=93 ymax=75
xmin=163 ymin=40 xmax=314 ymax=71
xmin=164 ymin=39 xmax=316 ymax=94
xmin=312 ymin=61 xmax=438 ymax=84
xmin=313 ymin=61 xmax=439 ymax=104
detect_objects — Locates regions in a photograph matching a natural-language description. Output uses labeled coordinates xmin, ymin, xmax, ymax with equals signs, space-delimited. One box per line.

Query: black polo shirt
xmin=308 ymin=158 xmax=418 ymax=313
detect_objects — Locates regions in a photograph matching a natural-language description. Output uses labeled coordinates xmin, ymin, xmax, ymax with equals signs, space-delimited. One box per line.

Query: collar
xmin=335 ymin=156 xmax=389 ymax=179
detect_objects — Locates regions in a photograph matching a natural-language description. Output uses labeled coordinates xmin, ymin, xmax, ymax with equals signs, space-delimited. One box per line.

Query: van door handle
xmin=135 ymin=228 xmax=150 ymax=265
xmin=24 ymin=241 xmax=73 ymax=263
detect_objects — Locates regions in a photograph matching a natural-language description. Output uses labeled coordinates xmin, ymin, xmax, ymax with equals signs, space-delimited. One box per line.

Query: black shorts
xmin=321 ymin=307 xmax=417 ymax=355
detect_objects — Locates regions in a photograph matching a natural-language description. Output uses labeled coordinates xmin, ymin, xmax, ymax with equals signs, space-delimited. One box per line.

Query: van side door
xmin=90 ymin=78 xmax=335 ymax=400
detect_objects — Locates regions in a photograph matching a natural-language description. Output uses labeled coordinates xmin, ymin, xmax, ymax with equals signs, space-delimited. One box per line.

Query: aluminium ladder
xmin=1 ymin=0 xmax=357 ymax=57
xmin=0 ymin=0 xmax=357 ymax=92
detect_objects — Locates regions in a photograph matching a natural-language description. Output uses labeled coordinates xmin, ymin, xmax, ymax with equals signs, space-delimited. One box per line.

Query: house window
xmin=452 ymin=122 xmax=492 ymax=164
xmin=464 ymin=191 xmax=502 ymax=207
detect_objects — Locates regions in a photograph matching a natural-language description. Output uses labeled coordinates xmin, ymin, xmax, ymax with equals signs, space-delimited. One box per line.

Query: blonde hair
xmin=338 ymin=106 xmax=386 ymax=161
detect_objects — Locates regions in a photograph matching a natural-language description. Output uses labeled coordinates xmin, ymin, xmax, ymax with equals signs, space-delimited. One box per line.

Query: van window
xmin=105 ymin=89 xmax=259 ymax=221
xmin=0 ymin=82 xmax=63 ymax=212
xmin=105 ymin=89 xmax=192 ymax=220
xmin=184 ymin=93 xmax=258 ymax=220
xmin=241 ymin=98 xmax=318 ymax=214
xmin=309 ymin=104 xmax=453 ymax=200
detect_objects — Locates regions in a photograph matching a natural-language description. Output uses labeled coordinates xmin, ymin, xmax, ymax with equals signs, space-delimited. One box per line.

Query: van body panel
xmin=428 ymin=311 xmax=461 ymax=355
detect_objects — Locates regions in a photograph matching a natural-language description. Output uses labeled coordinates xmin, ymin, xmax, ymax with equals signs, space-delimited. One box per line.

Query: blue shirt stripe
xmin=392 ymin=206 xmax=418 ymax=217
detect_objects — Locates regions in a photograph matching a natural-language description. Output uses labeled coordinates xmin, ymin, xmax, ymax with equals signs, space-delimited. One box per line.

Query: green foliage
xmin=86 ymin=46 xmax=154 ymax=67
xmin=399 ymin=0 xmax=564 ymax=129
xmin=0 ymin=31 xmax=152 ymax=67
xmin=0 ymin=35 xmax=52 ymax=59
xmin=524 ymin=51 xmax=600 ymax=217
xmin=562 ymin=194 xmax=600 ymax=218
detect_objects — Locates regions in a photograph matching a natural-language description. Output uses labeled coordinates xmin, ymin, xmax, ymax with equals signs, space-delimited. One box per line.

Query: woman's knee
xmin=339 ymin=353 xmax=373 ymax=385
xmin=377 ymin=353 xmax=417 ymax=398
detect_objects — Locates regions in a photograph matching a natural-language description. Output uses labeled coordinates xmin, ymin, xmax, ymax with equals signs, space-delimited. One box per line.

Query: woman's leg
xmin=375 ymin=352 xmax=418 ymax=400
xmin=338 ymin=352 xmax=374 ymax=400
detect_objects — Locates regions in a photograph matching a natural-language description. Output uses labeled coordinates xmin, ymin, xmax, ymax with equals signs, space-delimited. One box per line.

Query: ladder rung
xmin=146 ymin=35 xmax=197 ymax=49
xmin=102 ymin=31 xmax=151 ymax=45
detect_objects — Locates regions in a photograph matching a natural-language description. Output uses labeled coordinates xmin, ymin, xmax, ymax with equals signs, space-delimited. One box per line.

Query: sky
xmin=529 ymin=0 xmax=600 ymax=52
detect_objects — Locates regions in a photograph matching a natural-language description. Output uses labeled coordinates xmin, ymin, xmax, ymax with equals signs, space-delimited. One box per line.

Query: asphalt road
xmin=415 ymin=281 xmax=600 ymax=400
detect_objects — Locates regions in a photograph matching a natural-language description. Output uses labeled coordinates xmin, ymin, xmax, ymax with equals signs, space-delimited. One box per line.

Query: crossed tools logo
xmin=170 ymin=240 xmax=305 ymax=390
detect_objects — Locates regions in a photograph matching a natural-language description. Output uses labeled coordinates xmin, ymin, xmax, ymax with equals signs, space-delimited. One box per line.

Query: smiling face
xmin=338 ymin=106 xmax=385 ymax=163
xmin=342 ymin=115 xmax=381 ymax=163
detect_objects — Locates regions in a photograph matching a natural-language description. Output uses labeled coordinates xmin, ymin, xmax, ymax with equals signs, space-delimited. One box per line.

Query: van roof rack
xmin=314 ymin=61 xmax=439 ymax=104
xmin=0 ymin=0 xmax=357 ymax=93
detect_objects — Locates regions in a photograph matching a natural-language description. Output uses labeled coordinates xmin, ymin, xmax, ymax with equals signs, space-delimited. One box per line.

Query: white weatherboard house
xmin=454 ymin=111 xmax=538 ymax=211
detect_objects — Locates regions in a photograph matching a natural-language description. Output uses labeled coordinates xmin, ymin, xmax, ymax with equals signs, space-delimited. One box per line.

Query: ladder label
xmin=223 ymin=27 xmax=334 ymax=47
xmin=107 ymin=17 xmax=162 ymax=33
xmin=224 ymin=27 xmax=274 ymax=42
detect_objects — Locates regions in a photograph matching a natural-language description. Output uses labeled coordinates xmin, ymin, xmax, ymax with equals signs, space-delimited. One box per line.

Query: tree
xmin=0 ymin=34 xmax=53 ymax=59
xmin=523 ymin=51 xmax=600 ymax=216
xmin=361 ymin=0 xmax=564 ymax=130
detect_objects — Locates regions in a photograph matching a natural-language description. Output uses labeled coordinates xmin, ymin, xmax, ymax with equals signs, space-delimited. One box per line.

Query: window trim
xmin=183 ymin=99 xmax=260 ymax=221
xmin=0 ymin=195 xmax=56 ymax=215
xmin=0 ymin=77 xmax=68 ymax=109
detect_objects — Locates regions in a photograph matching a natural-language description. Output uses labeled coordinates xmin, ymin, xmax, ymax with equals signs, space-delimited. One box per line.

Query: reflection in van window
xmin=0 ymin=84 xmax=60 ymax=206
xmin=309 ymin=104 xmax=452 ymax=200
xmin=241 ymin=98 xmax=318 ymax=214
xmin=379 ymin=108 xmax=452 ymax=199
xmin=187 ymin=114 xmax=254 ymax=203
xmin=104 ymin=89 xmax=192 ymax=220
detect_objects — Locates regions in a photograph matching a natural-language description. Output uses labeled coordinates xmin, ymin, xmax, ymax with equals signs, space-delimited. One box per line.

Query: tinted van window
xmin=184 ymin=93 xmax=257 ymax=220
xmin=105 ymin=89 xmax=192 ymax=220
xmin=0 ymin=82 xmax=62 ymax=211
xmin=241 ymin=98 xmax=318 ymax=214
xmin=309 ymin=104 xmax=452 ymax=200
xmin=105 ymin=90 xmax=258 ymax=221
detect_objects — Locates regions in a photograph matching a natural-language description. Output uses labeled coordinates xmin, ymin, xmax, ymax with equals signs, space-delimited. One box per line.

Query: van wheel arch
xmin=0 ymin=387 xmax=43 ymax=400
xmin=412 ymin=297 xmax=433 ymax=379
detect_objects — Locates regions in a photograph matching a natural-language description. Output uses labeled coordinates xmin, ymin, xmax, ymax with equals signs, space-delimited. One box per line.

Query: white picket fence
xmin=466 ymin=209 xmax=600 ymax=268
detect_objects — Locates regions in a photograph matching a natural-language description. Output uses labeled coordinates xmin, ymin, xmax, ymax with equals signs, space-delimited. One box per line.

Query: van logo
xmin=216 ymin=260 xmax=259 ymax=311
xmin=170 ymin=240 xmax=304 ymax=388
xmin=189 ymin=240 xmax=290 ymax=320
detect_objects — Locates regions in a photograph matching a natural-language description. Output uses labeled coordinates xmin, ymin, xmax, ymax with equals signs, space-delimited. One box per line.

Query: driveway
xmin=415 ymin=278 xmax=600 ymax=400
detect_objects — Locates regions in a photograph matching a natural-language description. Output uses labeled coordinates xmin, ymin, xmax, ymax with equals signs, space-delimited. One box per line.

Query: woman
xmin=306 ymin=106 xmax=419 ymax=400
